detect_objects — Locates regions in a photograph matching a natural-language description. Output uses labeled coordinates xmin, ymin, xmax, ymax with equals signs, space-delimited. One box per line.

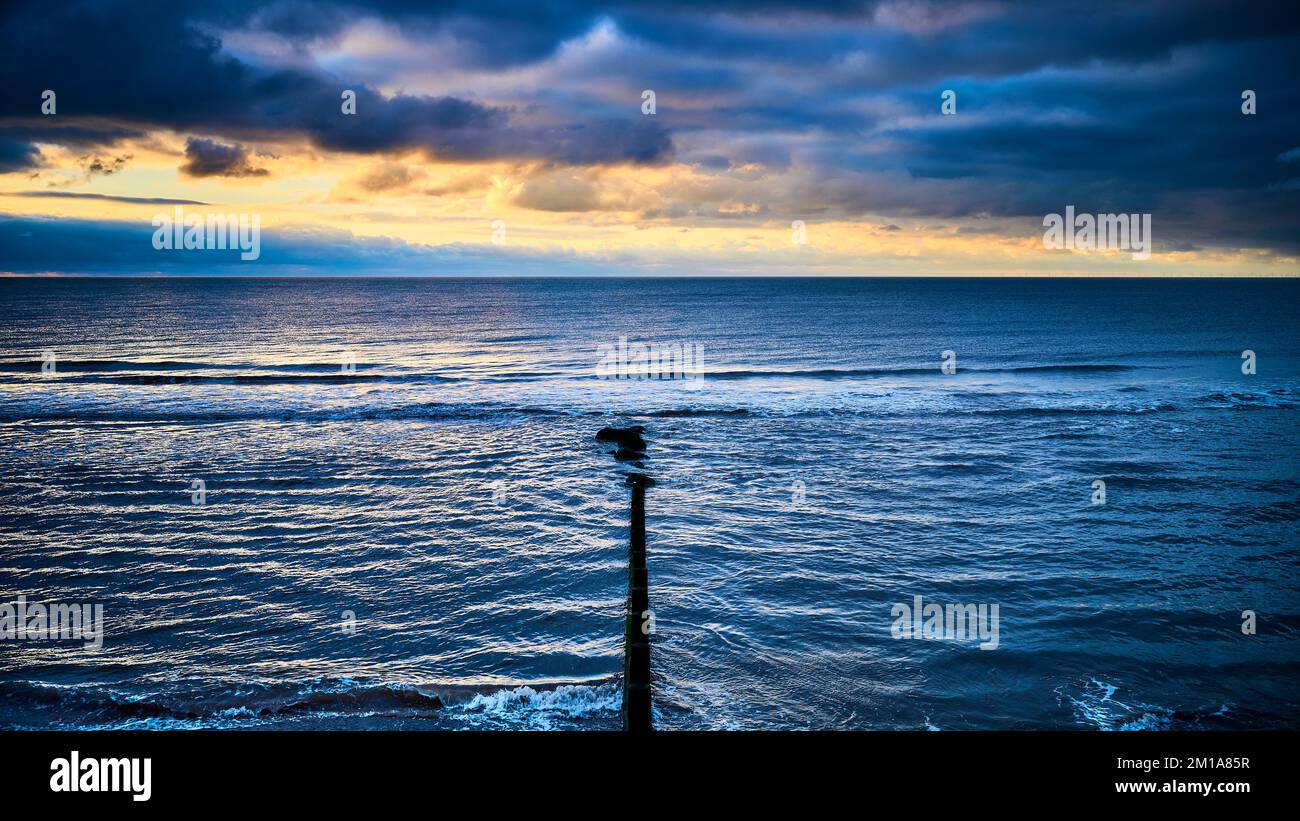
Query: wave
xmin=0 ymin=359 xmax=373 ymax=373
xmin=1056 ymin=678 xmax=1237 ymax=731
xmin=57 ymin=373 xmax=449 ymax=385
xmin=0 ymin=677 xmax=620 ymax=730
xmin=458 ymin=683 xmax=622 ymax=722
xmin=0 ymin=399 xmax=1199 ymax=425
xmin=0 ymin=403 xmax=763 ymax=424
xmin=968 ymin=403 xmax=1179 ymax=417
xmin=3 ymin=360 xmax=1142 ymax=381
xmin=481 ymin=334 xmax=555 ymax=343
xmin=2 ymin=361 xmax=577 ymax=386
xmin=0 ymin=359 xmax=232 ymax=373
xmin=705 ymin=364 xmax=1141 ymax=380
xmin=0 ymin=401 xmax=582 ymax=424
xmin=1003 ymin=364 xmax=1139 ymax=373
xmin=1195 ymin=389 xmax=1300 ymax=409
xmin=647 ymin=407 xmax=752 ymax=417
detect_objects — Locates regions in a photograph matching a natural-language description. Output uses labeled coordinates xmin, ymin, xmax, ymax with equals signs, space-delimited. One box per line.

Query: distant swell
xmin=647 ymin=407 xmax=752 ymax=417
xmin=66 ymin=373 xmax=445 ymax=385
xmin=970 ymin=403 xmax=1180 ymax=417
xmin=706 ymin=364 xmax=1140 ymax=380
xmin=0 ymin=401 xmax=1198 ymax=424
xmin=0 ymin=359 xmax=232 ymax=373
xmin=1196 ymin=389 xmax=1300 ymax=409
xmin=0 ymin=402 xmax=578 ymax=424
xmin=0 ymin=359 xmax=366 ymax=373
xmin=2 ymin=360 xmax=1142 ymax=381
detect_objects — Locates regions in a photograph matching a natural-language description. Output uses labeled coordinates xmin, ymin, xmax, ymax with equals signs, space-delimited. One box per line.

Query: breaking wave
xmin=0 ymin=678 xmax=620 ymax=730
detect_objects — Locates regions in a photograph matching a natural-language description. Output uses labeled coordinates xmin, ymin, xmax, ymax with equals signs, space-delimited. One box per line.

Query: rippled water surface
xmin=1 ymin=277 xmax=1297 ymax=729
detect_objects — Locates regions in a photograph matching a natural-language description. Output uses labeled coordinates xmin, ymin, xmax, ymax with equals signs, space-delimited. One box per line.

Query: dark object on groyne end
xmin=597 ymin=425 xmax=647 ymax=454
xmin=623 ymin=471 xmax=655 ymax=732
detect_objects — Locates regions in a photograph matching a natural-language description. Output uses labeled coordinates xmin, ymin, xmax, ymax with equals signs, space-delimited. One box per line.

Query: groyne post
xmin=623 ymin=473 xmax=653 ymax=732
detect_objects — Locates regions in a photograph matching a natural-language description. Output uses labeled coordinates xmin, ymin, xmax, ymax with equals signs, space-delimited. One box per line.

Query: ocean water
xmin=0 ymin=277 xmax=1297 ymax=730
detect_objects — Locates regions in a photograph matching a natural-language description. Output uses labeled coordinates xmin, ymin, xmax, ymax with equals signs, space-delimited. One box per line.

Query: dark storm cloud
xmin=0 ymin=138 xmax=41 ymax=173
xmin=0 ymin=0 xmax=672 ymax=166
xmin=180 ymin=138 xmax=269 ymax=178
xmin=0 ymin=122 xmax=148 ymax=175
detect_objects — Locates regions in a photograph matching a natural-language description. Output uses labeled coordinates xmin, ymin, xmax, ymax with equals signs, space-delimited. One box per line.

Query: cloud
xmin=0 ymin=213 xmax=614 ymax=276
xmin=5 ymin=191 xmax=209 ymax=205
xmin=0 ymin=138 xmax=40 ymax=173
xmin=0 ymin=123 xmax=149 ymax=175
xmin=353 ymin=161 xmax=422 ymax=193
xmin=0 ymin=0 xmax=1297 ymax=258
xmin=511 ymin=170 xmax=603 ymax=212
xmin=180 ymin=138 xmax=270 ymax=178
xmin=0 ymin=1 xmax=673 ymax=167
xmin=82 ymin=154 xmax=131 ymax=178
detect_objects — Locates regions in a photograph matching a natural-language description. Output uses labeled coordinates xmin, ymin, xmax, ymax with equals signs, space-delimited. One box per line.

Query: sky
xmin=1 ymin=0 xmax=1297 ymax=276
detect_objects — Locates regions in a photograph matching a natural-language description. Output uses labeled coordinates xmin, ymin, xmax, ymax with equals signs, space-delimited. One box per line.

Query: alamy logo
xmin=152 ymin=206 xmax=261 ymax=260
xmin=596 ymin=336 xmax=705 ymax=388
xmin=0 ymin=595 xmax=103 ymax=650
xmin=1043 ymin=205 xmax=1151 ymax=260
xmin=50 ymin=751 xmax=151 ymax=802
xmin=891 ymin=595 xmax=1000 ymax=650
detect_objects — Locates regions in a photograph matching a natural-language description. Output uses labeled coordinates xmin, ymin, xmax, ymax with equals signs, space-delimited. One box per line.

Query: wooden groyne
xmin=596 ymin=425 xmax=653 ymax=732
xmin=622 ymin=472 xmax=653 ymax=732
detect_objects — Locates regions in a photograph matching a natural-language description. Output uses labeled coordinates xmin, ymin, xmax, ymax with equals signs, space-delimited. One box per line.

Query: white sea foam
xmin=453 ymin=683 xmax=622 ymax=728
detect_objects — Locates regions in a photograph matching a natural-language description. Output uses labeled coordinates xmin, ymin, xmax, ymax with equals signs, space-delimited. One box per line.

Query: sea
xmin=1 ymin=277 xmax=1297 ymax=730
